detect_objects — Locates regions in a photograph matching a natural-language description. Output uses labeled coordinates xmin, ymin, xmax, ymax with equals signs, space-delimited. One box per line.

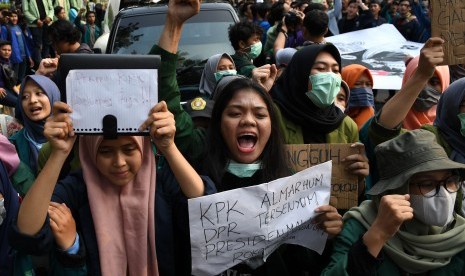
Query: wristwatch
xmin=0 ymin=198 xmax=6 ymax=226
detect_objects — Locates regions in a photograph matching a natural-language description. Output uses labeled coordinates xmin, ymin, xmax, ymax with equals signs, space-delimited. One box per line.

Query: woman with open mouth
xmin=9 ymin=75 xmax=60 ymax=177
xmin=199 ymin=75 xmax=343 ymax=275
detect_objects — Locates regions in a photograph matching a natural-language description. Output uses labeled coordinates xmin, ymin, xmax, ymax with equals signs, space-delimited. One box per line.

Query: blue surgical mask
xmin=305 ymin=72 xmax=341 ymax=109
xmin=226 ymin=160 xmax=262 ymax=178
xmin=249 ymin=42 xmax=262 ymax=59
xmin=348 ymin=87 xmax=375 ymax=108
xmin=214 ymin=69 xmax=237 ymax=82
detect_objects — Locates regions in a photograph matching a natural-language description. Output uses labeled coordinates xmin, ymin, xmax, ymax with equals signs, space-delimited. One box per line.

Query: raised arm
xmin=158 ymin=0 xmax=200 ymax=54
xmin=378 ymin=37 xmax=444 ymax=129
xmin=151 ymin=0 xmax=206 ymax=163
xmin=140 ymin=101 xmax=204 ymax=198
xmin=321 ymin=196 xmax=413 ymax=275
xmin=17 ymin=102 xmax=76 ymax=235
xmin=362 ymin=195 xmax=413 ymax=257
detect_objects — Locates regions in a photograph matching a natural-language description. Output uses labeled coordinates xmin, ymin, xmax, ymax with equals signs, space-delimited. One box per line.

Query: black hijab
xmin=434 ymin=78 xmax=465 ymax=163
xmin=271 ymin=44 xmax=345 ymax=143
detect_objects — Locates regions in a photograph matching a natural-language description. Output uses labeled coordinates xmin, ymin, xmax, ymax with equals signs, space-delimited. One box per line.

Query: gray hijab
xmin=199 ymin=53 xmax=235 ymax=98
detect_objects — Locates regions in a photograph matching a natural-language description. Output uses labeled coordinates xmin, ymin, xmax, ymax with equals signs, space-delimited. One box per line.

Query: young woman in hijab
xmin=198 ymin=53 xmax=236 ymax=99
xmin=341 ymin=64 xmax=376 ymax=130
xmin=322 ymin=129 xmax=465 ymax=275
xmin=9 ymin=75 xmax=60 ymax=176
xmin=270 ymin=44 xmax=369 ymax=191
xmin=401 ymin=55 xmax=449 ymax=130
xmin=10 ymin=100 xmax=207 ymax=275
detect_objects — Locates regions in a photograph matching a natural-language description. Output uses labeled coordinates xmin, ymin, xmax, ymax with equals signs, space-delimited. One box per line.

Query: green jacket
xmin=149 ymin=45 xmax=206 ymax=163
xmin=275 ymin=104 xmax=359 ymax=144
xmin=264 ymin=25 xmax=278 ymax=58
xmin=22 ymin=0 xmax=54 ymax=26
xmin=321 ymin=218 xmax=465 ymax=275
xmin=11 ymin=161 xmax=35 ymax=197
xmin=9 ymin=129 xmax=36 ymax=176
xmin=231 ymin=52 xmax=256 ymax=79
xmin=69 ymin=0 xmax=83 ymax=10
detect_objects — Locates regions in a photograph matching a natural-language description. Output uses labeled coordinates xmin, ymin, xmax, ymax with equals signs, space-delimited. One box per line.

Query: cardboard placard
xmin=431 ymin=0 xmax=465 ymax=65
xmin=285 ymin=144 xmax=358 ymax=209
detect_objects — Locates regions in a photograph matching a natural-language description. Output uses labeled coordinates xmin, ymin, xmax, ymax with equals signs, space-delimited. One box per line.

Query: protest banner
xmin=285 ymin=144 xmax=358 ymax=209
xmin=188 ymin=162 xmax=332 ymax=276
xmin=431 ymin=0 xmax=465 ymax=65
xmin=326 ymin=24 xmax=423 ymax=90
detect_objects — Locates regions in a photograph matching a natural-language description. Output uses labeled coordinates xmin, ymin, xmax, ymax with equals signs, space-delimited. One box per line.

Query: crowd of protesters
xmin=3 ymin=0 xmax=465 ymax=275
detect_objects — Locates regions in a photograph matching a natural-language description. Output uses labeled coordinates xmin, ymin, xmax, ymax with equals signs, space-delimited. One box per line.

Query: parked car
xmin=104 ymin=1 xmax=240 ymax=100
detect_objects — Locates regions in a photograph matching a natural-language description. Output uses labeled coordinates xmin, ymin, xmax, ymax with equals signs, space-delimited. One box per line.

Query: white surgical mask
xmin=226 ymin=160 xmax=262 ymax=178
xmin=410 ymin=186 xmax=456 ymax=227
xmin=214 ymin=69 xmax=237 ymax=82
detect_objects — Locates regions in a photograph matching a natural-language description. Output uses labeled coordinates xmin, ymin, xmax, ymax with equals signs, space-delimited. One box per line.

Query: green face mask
xmin=249 ymin=41 xmax=262 ymax=59
xmin=226 ymin=160 xmax=262 ymax=178
xmin=214 ymin=69 xmax=237 ymax=82
xmin=305 ymin=72 xmax=341 ymax=109
xmin=457 ymin=113 xmax=465 ymax=137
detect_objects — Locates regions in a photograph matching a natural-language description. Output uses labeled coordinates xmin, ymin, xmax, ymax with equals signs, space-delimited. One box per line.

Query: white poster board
xmin=66 ymin=69 xmax=158 ymax=134
xmin=188 ymin=161 xmax=332 ymax=276
xmin=326 ymin=24 xmax=424 ymax=90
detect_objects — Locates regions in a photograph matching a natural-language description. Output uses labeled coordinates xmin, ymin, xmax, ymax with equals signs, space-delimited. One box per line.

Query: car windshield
xmin=111 ymin=9 xmax=236 ymax=86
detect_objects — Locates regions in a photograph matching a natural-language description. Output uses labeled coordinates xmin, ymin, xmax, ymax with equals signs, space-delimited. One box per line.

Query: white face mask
xmin=410 ymin=186 xmax=456 ymax=227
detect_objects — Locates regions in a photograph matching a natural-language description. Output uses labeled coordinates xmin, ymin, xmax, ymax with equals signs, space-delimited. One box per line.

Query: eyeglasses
xmin=410 ymin=175 xmax=463 ymax=197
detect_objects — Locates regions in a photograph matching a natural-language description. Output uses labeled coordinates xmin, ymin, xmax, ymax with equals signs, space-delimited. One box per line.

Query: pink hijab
xmin=402 ymin=56 xmax=450 ymax=130
xmin=0 ymin=134 xmax=20 ymax=176
xmin=79 ymin=136 xmax=158 ymax=276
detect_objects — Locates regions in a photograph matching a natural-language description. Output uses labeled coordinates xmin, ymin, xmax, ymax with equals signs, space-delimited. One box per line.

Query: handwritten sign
xmin=188 ymin=162 xmax=332 ymax=276
xmin=431 ymin=0 xmax=465 ymax=65
xmin=66 ymin=69 xmax=158 ymax=134
xmin=285 ymin=144 xmax=358 ymax=209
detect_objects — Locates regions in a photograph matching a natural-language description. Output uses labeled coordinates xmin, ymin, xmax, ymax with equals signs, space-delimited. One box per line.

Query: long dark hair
xmin=205 ymin=77 xmax=289 ymax=187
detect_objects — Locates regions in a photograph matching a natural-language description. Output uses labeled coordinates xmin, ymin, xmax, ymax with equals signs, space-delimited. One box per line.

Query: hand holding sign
xmin=342 ymin=142 xmax=369 ymax=179
xmin=312 ymin=205 xmax=342 ymax=238
xmin=140 ymin=101 xmax=176 ymax=153
xmin=44 ymin=101 xmax=76 ymax=156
